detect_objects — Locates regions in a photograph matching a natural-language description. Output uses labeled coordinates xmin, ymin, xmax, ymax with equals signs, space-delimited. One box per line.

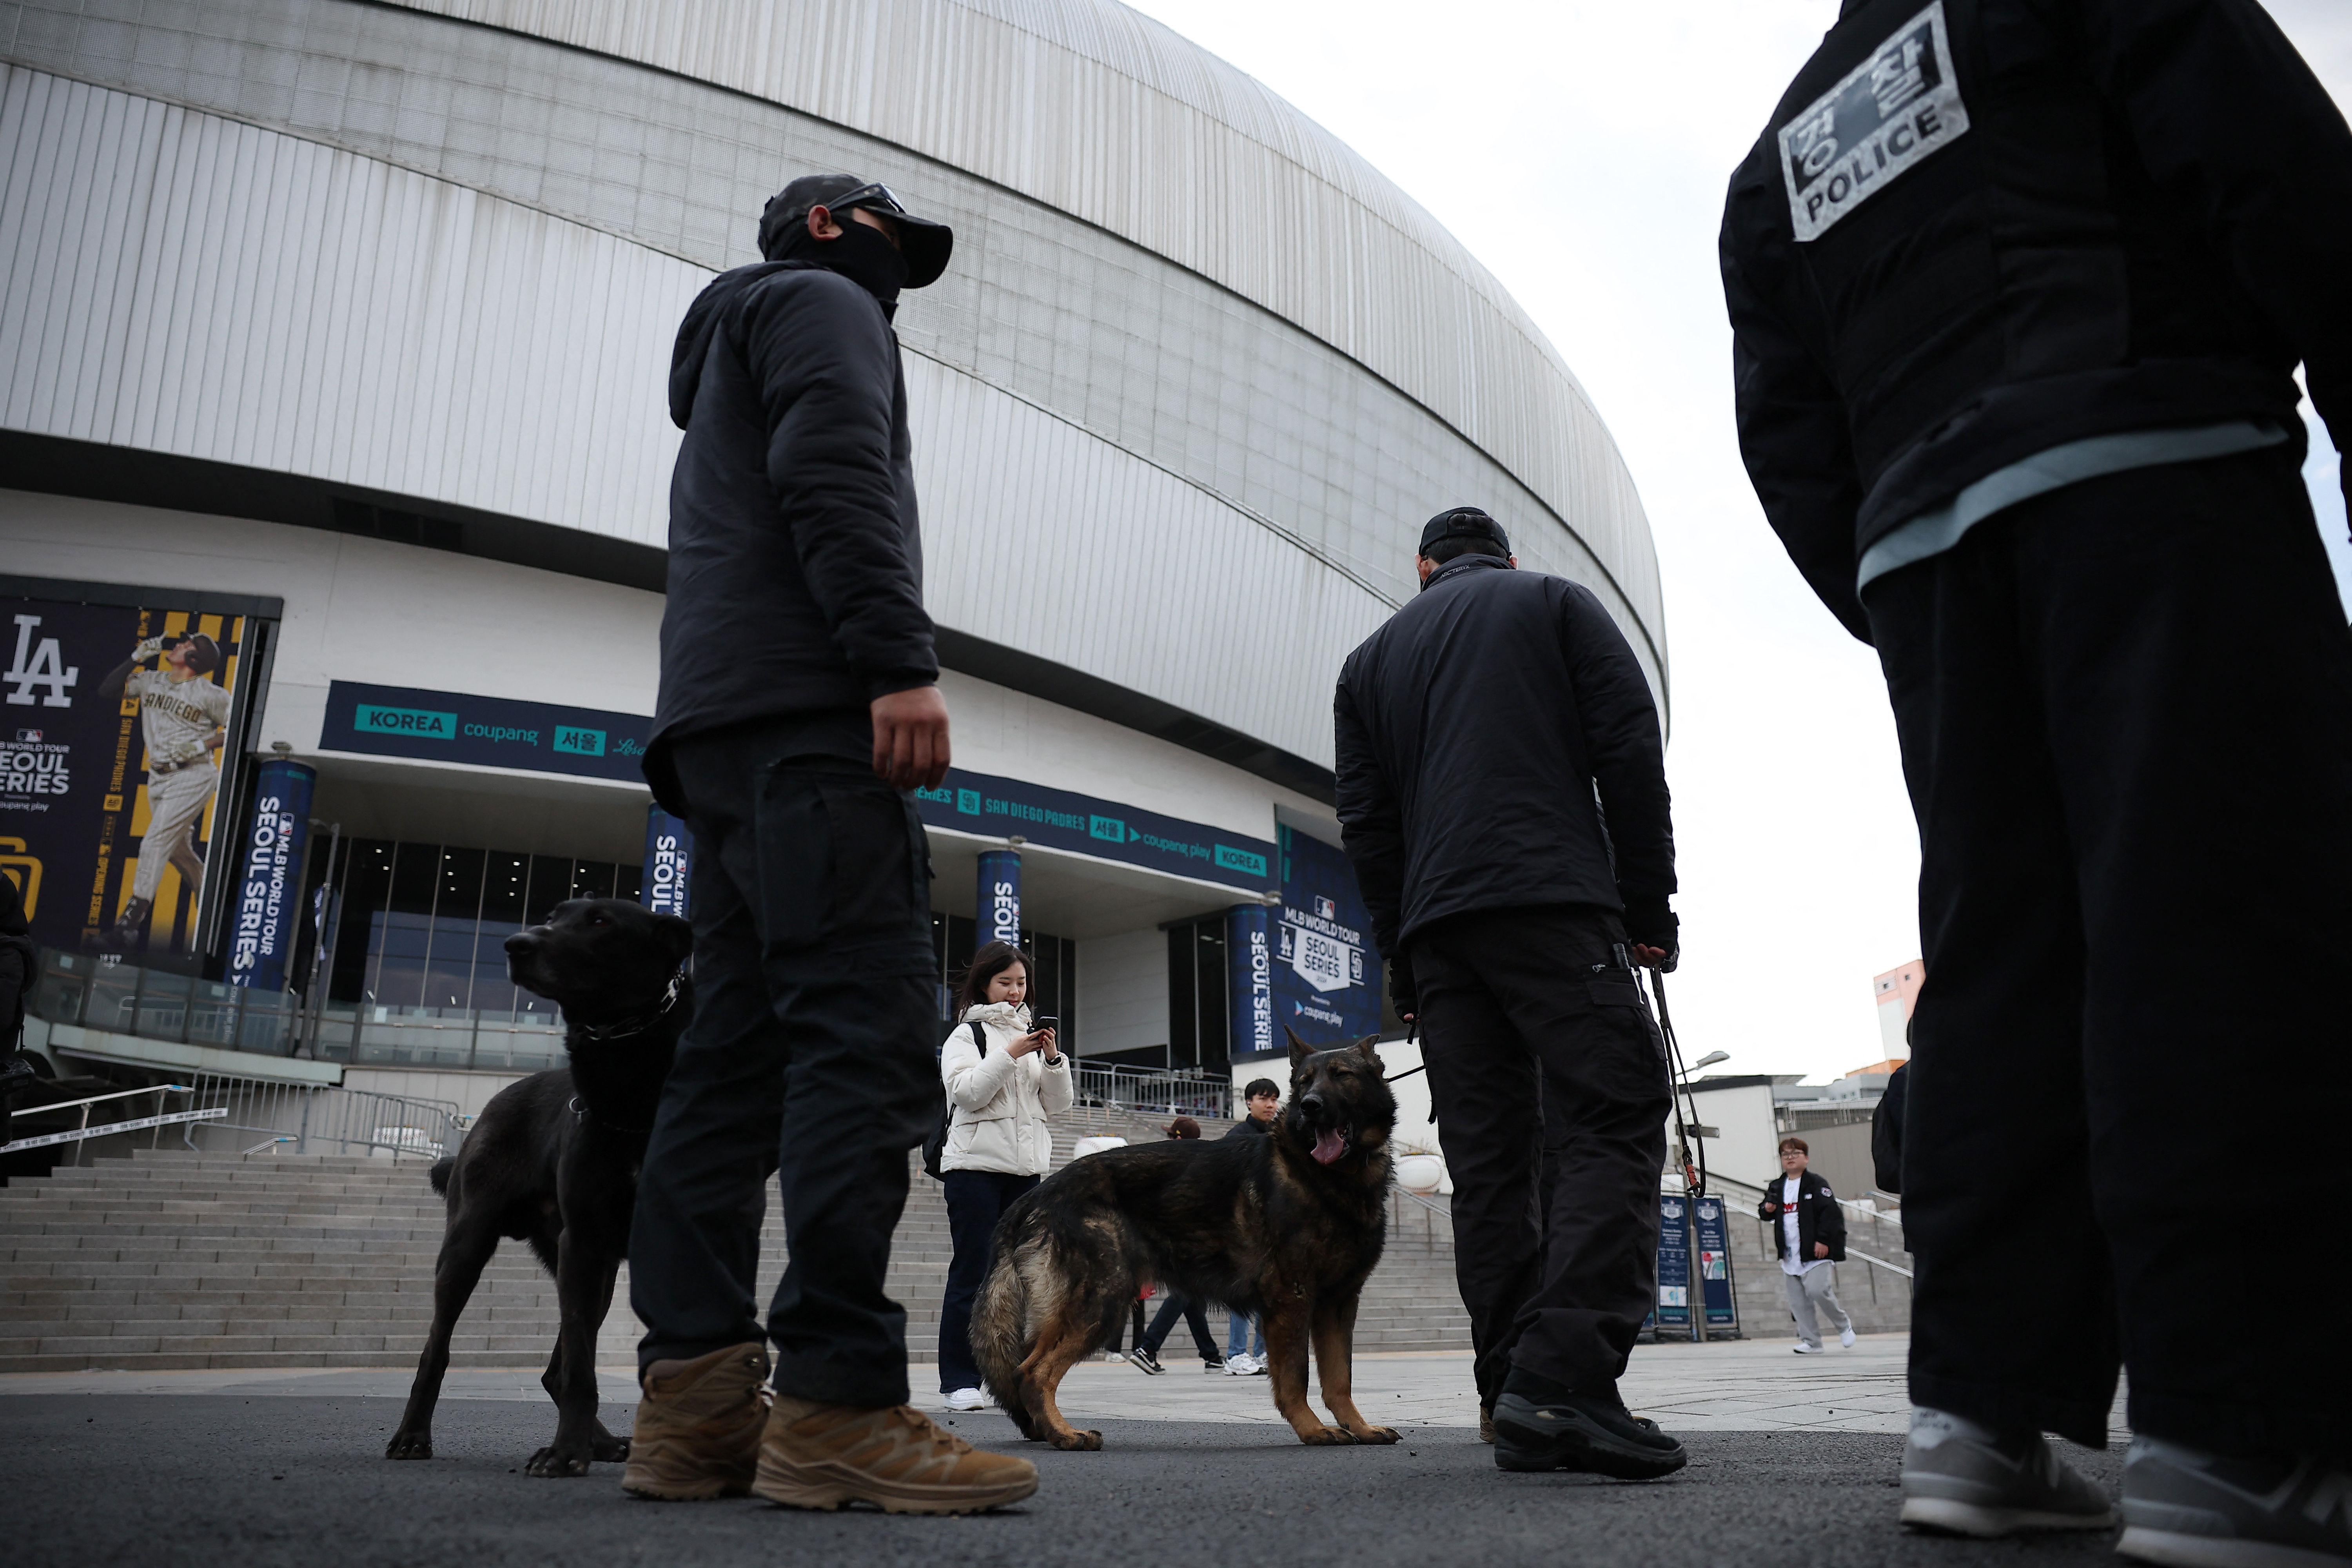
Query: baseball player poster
xmin=3 ymin=593 xmax=253 ymax=961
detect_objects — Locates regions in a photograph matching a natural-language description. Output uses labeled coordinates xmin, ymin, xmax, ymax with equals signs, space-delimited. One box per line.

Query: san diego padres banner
xmin=2 ymin=590 xmax=255 ymax=960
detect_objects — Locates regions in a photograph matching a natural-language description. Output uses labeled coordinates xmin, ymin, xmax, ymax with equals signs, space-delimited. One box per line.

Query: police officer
xmin=1721 ymin=3 xmax=2352 ymax=1559
xmin=1335 ymin=507 xmax=1684 ymax=1481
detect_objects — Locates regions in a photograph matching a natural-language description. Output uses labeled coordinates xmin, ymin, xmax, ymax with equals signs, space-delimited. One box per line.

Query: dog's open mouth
xmin=1311 ymin=1124 xmax=1353 ymax=1165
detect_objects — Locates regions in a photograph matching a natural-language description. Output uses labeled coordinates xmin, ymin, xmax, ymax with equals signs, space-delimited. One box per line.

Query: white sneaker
xmin=1226 ymin=1354 xmax=1256 ymax=1375
xmin=1793 ymin=1342 xmax=1822 ymax=1354
xmin=943 ymin=1386 xmax=987 ymax=1411
xmin=1840 ymin=1328 xmax=1857 ymax=1348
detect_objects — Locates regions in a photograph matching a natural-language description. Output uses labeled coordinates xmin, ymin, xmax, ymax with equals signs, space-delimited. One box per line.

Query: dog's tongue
xmin=1311 ymin=1127 xmax=1347 ymax=1165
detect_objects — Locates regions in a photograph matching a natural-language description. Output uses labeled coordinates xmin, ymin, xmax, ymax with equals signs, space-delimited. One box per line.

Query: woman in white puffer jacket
xmin=936 ymin=940 xmax=1072 ymax=1410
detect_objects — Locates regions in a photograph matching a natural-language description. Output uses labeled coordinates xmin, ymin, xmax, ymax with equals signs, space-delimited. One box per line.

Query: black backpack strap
xmin=969 ymin=1020 xmax=987 ymax=1055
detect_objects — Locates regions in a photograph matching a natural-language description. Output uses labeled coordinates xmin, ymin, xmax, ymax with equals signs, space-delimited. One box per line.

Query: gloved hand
xmin=132 ymin=636 xmax=165 ymax=662
xmin=1387 ymin=951 xmax=1419 ymax=1020
xmin=1625 ymin=899 xmax=1679 ymax=974
xmin=155 ymin=738 xmax=207 ymax=768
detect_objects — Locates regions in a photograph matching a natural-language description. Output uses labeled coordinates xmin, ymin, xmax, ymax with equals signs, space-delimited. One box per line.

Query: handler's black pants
xmin=629 ymin=713 xmax=940 ymax=1409
xmin=1865 ymin=445 xmax=2352 ymax=1457
xmin=1415 ymin=904 xmax=1670 ymax=1406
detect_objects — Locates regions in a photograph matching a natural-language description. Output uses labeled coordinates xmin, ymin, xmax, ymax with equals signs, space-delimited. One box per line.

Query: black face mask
xmin=776 ymin=217 xmax=909 ymax=317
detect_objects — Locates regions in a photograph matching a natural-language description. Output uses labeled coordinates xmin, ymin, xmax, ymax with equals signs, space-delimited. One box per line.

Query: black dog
xmin=386 ymin=897 xmax=694 ymax=1477
xmin=972 ymin=1027 xmax=1401 ymax=1450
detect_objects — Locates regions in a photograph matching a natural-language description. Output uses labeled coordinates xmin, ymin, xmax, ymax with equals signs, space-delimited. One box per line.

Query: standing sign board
xmin=1648 ymin=1194 xmax=1694 ymax=1333
xmin=1693 ymin=1194 xmax=1739 ymax=1330
xmin=4 ymin=592 xmax=259 ymax=960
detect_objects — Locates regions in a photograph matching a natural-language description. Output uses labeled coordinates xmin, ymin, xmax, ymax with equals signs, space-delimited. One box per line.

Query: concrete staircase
xmin=1 ymin=1122 xmax=1469 ymax=1374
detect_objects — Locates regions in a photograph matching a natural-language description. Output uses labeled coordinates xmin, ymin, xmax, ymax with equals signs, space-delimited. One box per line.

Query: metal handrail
xmin=10 ymin=1083 xmax=195 ymax=1114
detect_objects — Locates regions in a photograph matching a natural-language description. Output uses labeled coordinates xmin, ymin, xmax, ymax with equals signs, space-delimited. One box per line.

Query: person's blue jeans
xmin=1228 ymin=1311 xmax=1264 ymax=1360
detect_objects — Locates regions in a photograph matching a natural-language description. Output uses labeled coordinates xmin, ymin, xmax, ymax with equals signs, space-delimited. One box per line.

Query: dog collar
xmin=572 ymin=970 xmax=685 ymax=1042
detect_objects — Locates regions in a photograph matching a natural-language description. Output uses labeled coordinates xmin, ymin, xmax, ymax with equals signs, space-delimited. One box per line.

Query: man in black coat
xmin=1335 ymin=506 xmax=1683 ymax=1481
xmin=1721 ymin=0 xmax=2352 ymax=1553
xmin=1757 ymin=1136 xmax=1851 ymax=1355
xmin=624 ymin=173 xmax=1036 ymax=1515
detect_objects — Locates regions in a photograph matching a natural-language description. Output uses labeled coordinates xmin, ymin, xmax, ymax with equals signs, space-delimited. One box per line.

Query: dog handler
xmin=1334 ymin=506 xmax=1685 ymax=1480
xmin=622 ymin=172 xmax=1037 ymax=1513
xmin=1722 ymin=1 xmax=2352 ymax=1554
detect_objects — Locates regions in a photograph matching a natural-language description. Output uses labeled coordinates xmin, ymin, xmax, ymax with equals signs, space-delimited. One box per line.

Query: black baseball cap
xmin=1418 ymin=506 xmax=1510 ymax=555
xmin=759 ymin=173 xmax=954 ymax=287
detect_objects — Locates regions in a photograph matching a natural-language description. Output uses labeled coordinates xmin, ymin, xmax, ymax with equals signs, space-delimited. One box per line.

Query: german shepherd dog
xmin=973 ymin=1028 xmax=1401 ymax=1450
xmin=386 ymin=897 xmax=694 ymax=1477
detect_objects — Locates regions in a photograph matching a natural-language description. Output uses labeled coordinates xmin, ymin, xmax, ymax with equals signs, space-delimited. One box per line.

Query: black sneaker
xmin=2119 ymin=1436 xmax=2352 ymax=1566
xmin=1201 ymin=1359 xmax=1226 ymax=1374
xmin=1124 ymin=1348 xmax=1165 ymax=1375
xmin=1492 ymin=1371 xmax=1687 ymax=1480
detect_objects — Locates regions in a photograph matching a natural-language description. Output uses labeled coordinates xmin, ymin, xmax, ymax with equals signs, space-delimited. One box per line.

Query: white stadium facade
xmin=0 ymin=0 xmax=1663 ymax=1116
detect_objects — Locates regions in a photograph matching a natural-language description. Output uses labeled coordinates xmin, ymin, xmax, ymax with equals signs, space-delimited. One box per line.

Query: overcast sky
xmin=1120 ymin=0 xmax=2352 ymax=1083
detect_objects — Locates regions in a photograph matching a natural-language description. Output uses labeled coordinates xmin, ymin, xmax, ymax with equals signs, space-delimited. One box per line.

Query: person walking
xmin=1125 ymin=1117 xmax=1226 ymax=1375
xmin=937 ymin=941 xmax=1069 ymax=1411
xmin=1218 ymin=1079 xmax=1279 ymax=1374
xmin=1720 ymin=2 xmax=2352 ymax=1554
xmin=1758 ymin=1137 xmax=1851 ymax=1355
xmin=620 ymin=171 xmax=1037 ymax=1514
xmin=1334 ymin=505 xmax=1685 ymax=1481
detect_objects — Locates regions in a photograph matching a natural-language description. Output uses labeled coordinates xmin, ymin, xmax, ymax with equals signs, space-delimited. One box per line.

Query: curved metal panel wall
xmin=365 ymin=0 xmax=1666 ymax=654
xmin=0 ymin=65 xmax=694 ymax=545
xmin=0 ymin=63 xmax=1396 ymax=765
xmin=0 ymin=0 xmax=1671 ymax=759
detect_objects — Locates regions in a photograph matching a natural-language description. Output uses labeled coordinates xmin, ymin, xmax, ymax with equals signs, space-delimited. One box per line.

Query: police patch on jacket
xmin=1779 ymin=1 xmax=1971 ymax=242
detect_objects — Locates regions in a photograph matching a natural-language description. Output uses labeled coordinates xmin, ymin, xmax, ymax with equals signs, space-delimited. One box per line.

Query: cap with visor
xmin=759 ymin=173 xmax=954 ymax=288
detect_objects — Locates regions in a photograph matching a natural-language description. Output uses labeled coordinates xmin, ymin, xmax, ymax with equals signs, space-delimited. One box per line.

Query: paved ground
xmin=5 ymin=1335 xmax=2138 ymax=1567
xmin=3 ymin=1397 xmax=2125 ymax=1568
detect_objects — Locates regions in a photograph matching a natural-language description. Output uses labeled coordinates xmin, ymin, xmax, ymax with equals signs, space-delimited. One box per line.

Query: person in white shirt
xmin=936 ymin=940 xmax=1071 ymax=1410
xmin=1758 ymin=1136 xmax=1853 ymax=1354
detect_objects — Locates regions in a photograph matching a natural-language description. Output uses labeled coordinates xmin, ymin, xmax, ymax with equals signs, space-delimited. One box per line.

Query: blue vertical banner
xmin=641 ymin=806 xmax=693 ymax=921
xmin=1649 ymin=1194 xmax=1693 ymax=1334
xmin=1226 ymin=902 xmax=1274 ymax=1060
xmin=226 ymin=759 xmax=315 ymax=992
xmin=1693 ymin=1194 xmax=1738 ymax=1329
xmin=976 ymin=849 xmax=1021 ymax=948
xmin=1269 ymin=826 xmax=1384 ymax=1043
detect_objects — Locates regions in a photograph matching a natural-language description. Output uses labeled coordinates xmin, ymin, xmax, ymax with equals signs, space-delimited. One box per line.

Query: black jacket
xmin=1871 ymin=1062 xmax=1908 ymax=1196
xmin=1721 ymin=0 xmax=2352 ymax=641
xmin=1223 ymin=1115 xmax=1272 ymax=1139
xmin=1759 ymin=1169 xmax=1848 ymax=1265
xmin=650 ymin=261 xmax=936 ymax=802
xmin=1334 ymin=556 xmax=1674 ymax=955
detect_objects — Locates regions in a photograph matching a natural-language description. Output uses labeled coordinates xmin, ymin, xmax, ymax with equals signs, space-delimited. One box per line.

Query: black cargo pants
xmin=629 ymin=713 xmax=940 ymax=1408
xmin=1414 ymin=904 xmax=1671 ymax=1406
xmin=1866 ymin=445 xmax=2352 ymax=1457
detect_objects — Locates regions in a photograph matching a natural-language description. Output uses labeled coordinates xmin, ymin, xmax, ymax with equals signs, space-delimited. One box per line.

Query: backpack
xmin=921 ymin=1020 xmax=989 ymax=1181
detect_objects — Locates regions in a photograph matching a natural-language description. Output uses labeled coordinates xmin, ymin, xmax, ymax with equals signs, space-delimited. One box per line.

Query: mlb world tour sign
xmin=226 ymin=758 xmax=314 ymax=992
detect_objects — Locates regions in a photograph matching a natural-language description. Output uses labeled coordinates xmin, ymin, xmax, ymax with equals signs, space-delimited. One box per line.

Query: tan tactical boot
xmin=622 ymin=1342 xmax=771 ymax=1500
xmin=751 ymin=1396 xmax=1040 ymax=1514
